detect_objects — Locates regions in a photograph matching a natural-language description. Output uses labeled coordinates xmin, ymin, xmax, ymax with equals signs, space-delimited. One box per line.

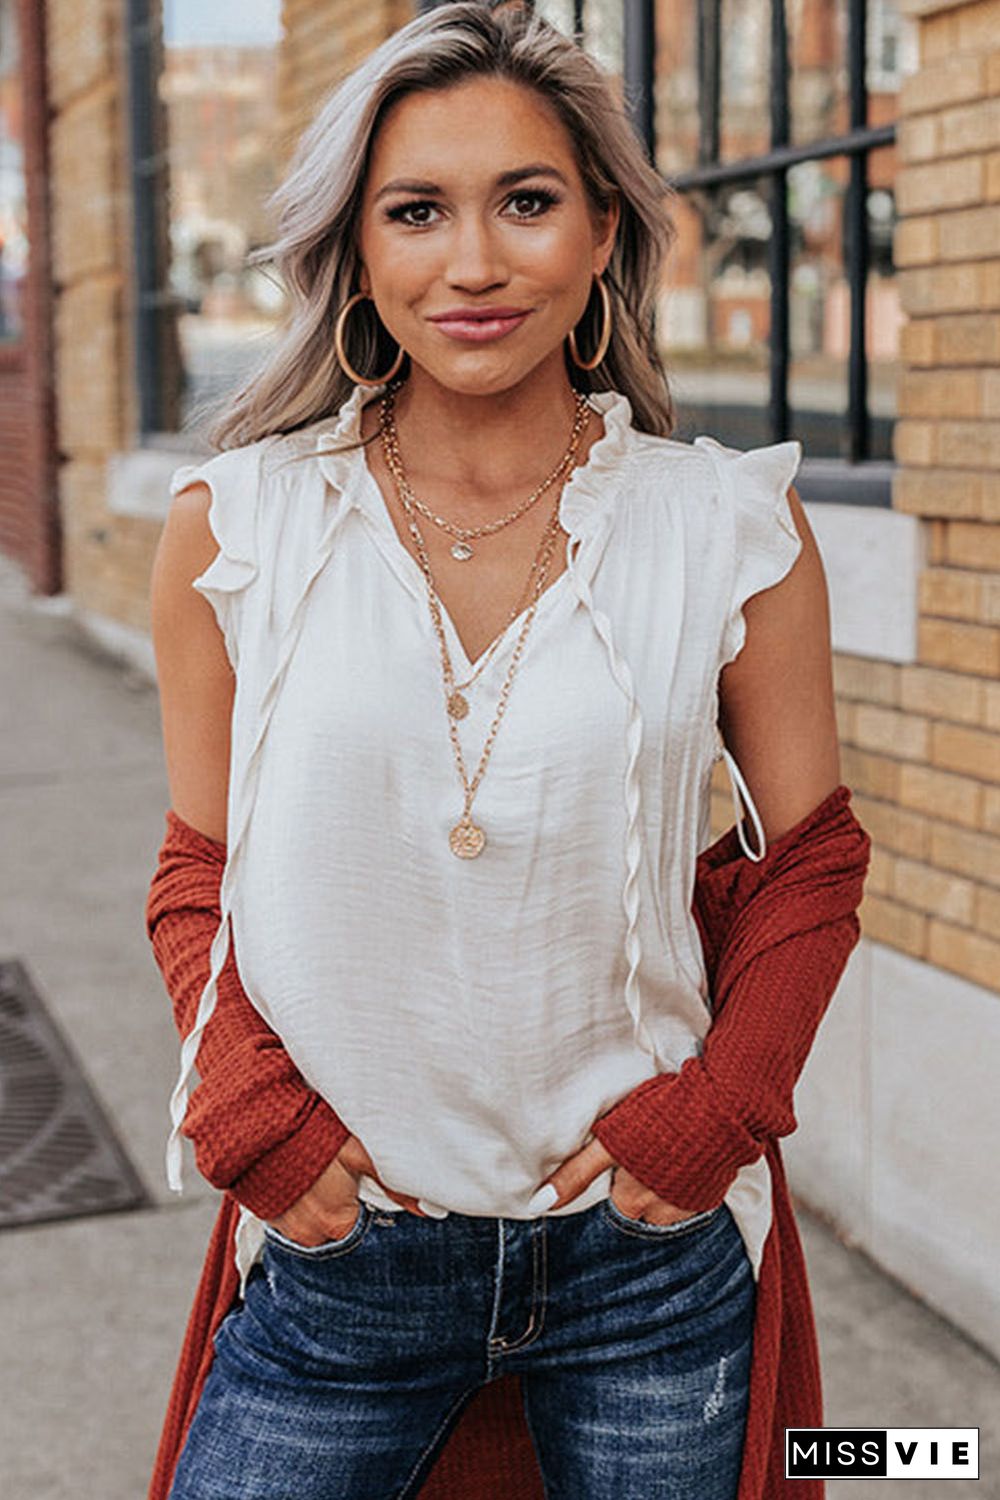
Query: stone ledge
xmin=898 ymin=0 xmax=969 ymax=16
xmin=106 ymin=444 xmax=207 ymax=522
xmin=806 ymin=502 xmax=924 ymax=664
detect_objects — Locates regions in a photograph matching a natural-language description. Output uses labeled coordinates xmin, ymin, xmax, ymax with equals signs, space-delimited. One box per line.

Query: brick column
xmin=863 ymin=0 xmax=1000 ymax=991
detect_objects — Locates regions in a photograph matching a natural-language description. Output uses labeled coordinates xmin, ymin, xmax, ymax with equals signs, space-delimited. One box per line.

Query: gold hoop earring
xmin=333 ymin=291 xmax=406 ymax=387
xmin=567 ymin=273 xmax=613 ymax=371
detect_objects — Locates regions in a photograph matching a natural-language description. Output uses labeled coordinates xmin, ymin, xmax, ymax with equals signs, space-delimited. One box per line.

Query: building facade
xmin=3 ymin=0 xmax=998 ymax=1355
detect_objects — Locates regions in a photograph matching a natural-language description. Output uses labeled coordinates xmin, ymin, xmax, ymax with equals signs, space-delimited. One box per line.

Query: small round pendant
xmin=450 ymin=541 xmax=474 ymax=561
xmin=447 ymin=690 xmax=469 ymax=719
xmin=449 ymin=819 xmax=486 ymax=858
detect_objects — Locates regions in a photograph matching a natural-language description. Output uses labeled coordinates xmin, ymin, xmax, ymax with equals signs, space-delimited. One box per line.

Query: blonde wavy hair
xmin=199 ymin=0 xmax=677 ymax=455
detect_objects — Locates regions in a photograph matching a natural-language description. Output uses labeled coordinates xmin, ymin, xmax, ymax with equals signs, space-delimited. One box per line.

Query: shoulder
xmin=624 ymin=428 xmax=803 ymax=513
xmin=618 ymin=427 xmax=822 ymax=652
xmin=165 ymin=434 xmax=276 ymax=540
xmin=624 ymin=429 xmax=718 ymax=493
xmin=156 ymin=434 xmax=281 ymax=640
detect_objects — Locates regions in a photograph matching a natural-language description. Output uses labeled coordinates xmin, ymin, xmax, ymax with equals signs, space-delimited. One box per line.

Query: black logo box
xmin=786 ymin=1428 xmax=978 ymax=1479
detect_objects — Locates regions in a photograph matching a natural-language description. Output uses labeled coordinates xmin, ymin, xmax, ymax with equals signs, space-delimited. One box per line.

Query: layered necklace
xmin=377 ymin=383 xmax=593 ymax=858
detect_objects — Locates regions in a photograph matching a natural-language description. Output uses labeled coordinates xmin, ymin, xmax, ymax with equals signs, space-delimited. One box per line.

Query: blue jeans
xmin=168 ymin=1195 xmax=755 ymax=1499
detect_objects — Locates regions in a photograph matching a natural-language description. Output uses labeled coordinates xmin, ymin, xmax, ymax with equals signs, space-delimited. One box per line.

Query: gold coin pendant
xmin=447 ymin=691 xmax=469 ymax=719
xmin=449 ymin=819 xmax=486 ymax=858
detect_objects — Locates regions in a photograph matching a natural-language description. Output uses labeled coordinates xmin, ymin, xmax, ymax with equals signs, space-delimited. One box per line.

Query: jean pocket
xmin=601 ymin=1196 xmax=726 ymax=1240
xmin=262 ymin=1201 xmax=372 ymax=1259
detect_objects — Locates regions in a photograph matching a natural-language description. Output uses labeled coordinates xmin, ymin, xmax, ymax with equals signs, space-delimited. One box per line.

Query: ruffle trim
xmin=169 ymin=446 xmax=268 ymax=668
xmin=556 ymin=388 xmax=640 ymax=537
xmin=311 ymin=381 xmax=640 ymax=541
xmin=170 ymin=449 xmax=262 ymax=599
xmin=313 ymin=382 xmax=381 ymax=498
xmin=694 ymin=435 xmax=804 ymax=671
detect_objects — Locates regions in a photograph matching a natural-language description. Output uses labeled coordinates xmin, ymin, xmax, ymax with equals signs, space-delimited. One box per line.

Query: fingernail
xmin=527 ymin=1183 xmax=559 ymax=1215
xmin=417 ymin=1198 xmax=449 ymax=1218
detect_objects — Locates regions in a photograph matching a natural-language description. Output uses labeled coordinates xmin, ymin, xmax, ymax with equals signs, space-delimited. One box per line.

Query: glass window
xmin=789 ymin=0 xmax=849 ymax=148
xmin=158 ymin=0 xmax=286 ymax=431
xmin=788 ymin=155 xmax=849 ymax=458
xmin=653 ymin=1 xmax=698 ymax=176
xmin=866 ymin=143 xmax=900 ymax=462
xmin=720 ymin=0 xmax=770 ymax=161
xmin=0 ymin=0 xmax=27 ymax=344
xmin=652 ymin=0 xmax=912 ymax=483
xmin=665 ymin=177 xmax=773 ymax=451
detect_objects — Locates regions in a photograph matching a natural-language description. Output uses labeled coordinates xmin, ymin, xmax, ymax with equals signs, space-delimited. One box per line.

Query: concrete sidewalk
xmin=1 ymin=559 xmax=996 ymax=1499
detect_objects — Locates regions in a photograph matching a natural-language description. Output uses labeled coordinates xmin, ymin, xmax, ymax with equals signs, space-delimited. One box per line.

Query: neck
xmin=377 ymin=360 xmax=595 ymax=499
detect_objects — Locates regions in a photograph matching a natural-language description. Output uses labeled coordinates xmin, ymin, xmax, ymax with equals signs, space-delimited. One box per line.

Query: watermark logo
xmin=785 ymin=1428 xmax=979 ymax=1480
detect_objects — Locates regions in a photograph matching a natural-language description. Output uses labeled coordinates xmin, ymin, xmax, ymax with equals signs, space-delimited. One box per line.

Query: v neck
xmin=355 ymin=453 xmax=574 ymax=676
xmin=313 ymin=382 xmax=638 ymax=675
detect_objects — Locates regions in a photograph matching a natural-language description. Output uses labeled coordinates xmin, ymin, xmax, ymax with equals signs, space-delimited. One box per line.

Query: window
xmin=127 ymin=0 xmax=286 ymax=438
xmin=0 ymin=0 xmax=26 ymax=345
xmin=654 ymin=0 xmax=917 ymax=499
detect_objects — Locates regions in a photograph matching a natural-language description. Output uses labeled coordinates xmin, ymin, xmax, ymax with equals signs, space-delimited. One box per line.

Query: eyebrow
xmin=372 ymin=164 xmax=570 ymax=204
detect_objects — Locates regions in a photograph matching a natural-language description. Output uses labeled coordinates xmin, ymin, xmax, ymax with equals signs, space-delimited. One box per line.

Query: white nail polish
xmin=417 ymin=1199 xmax=449 ymax=1218
xmin=527 ymin=1183 xmax=559 ymax=1215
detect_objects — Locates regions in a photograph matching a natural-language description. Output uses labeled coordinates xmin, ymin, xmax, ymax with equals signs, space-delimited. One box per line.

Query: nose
xmin=444 ymin=213 xmax=509 ymax=292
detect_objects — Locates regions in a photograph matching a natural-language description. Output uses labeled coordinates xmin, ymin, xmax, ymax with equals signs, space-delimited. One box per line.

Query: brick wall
xmin=825 ymin=0 xmax=1000 ymax=995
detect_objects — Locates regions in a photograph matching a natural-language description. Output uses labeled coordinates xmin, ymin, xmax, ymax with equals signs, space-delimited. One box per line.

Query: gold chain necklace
xmin=377 ymin=406 xmax=572 ymax=859
xmin=379 ymin=382 xmax=591 ymax=560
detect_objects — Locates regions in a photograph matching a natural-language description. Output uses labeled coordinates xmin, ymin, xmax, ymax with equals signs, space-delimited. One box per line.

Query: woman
xmin=149 ymin=4 xmax=851 ymax=1497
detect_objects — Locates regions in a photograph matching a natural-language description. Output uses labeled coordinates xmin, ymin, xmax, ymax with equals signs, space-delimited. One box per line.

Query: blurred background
xmin=1 ymin=0 xmax=998 ymax=1495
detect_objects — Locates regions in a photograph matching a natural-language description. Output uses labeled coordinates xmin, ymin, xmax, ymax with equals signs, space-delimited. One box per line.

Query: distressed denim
xmin=168 ymin=1195 xmax=755 ymax=1499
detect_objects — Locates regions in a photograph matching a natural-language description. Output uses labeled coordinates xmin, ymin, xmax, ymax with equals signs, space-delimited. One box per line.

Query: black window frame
xmin=659 ymin=0 xmax=897 ymax=504
xmin=126 ymin=0 xmax=179 ymax=440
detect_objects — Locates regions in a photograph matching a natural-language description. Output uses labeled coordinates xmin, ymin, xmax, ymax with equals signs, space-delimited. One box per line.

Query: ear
xmin=593 ymin=190 xmax=621 ymax=275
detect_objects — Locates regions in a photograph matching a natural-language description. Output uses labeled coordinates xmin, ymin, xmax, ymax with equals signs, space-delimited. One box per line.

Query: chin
xmin=420 ymin=355 xmax=554 ymax=398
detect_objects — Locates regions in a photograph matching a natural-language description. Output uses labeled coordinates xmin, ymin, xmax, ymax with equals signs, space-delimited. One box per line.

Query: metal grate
xmin=0 ymin=959 xmax=149 ymax=1229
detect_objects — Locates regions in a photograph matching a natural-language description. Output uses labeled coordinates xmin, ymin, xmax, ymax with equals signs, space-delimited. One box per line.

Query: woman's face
xmin=355 ymin=75 xmax=619 ymax=397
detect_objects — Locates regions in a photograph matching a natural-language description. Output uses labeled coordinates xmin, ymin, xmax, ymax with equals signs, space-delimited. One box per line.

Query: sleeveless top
xmin=164 ymin=383 xmax=803 ymax=1294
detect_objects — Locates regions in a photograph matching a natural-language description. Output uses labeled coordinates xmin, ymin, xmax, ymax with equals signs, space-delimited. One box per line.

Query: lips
xmin=429 ymin=309 xmax=532 ymax=343
xmin=429 ymin=307 xmax=529 ymax=323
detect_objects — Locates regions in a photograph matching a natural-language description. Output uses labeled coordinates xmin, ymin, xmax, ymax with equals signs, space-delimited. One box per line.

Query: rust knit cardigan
xmin=146 ymin=781 xmax=870 ymax=1500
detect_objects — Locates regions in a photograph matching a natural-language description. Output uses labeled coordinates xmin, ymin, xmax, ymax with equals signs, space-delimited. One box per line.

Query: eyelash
xmin=384 ymin=188 xmax=561 ymax=227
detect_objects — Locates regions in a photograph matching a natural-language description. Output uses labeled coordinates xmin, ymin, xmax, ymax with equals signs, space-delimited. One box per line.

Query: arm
xmin=146 ymin=809 xmax=350 ymax=1219
xmin=149 ymin=481 xmax=235 ymax=842
xmin=148 ymin=485 xmax=349 ymax=1217
xmin=716 ymin=485 xmax=841 ymax=842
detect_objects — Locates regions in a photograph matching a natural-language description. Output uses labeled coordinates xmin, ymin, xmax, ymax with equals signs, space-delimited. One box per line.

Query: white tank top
xmin=164 ymin=383 xmax=803 ymax=1293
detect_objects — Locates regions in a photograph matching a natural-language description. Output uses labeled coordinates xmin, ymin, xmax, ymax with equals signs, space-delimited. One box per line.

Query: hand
xmin=528 ymin=1135 xmax=716 ymax=1227
xmin=268 ymin=1133 xmax=431 ymax=1247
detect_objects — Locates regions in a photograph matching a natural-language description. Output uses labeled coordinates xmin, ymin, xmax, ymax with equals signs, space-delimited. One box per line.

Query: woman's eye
xmin=506 ymin=189 xmax=559 ymax=218
xmin=386 ymin=200 xmax=440 ymax=227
